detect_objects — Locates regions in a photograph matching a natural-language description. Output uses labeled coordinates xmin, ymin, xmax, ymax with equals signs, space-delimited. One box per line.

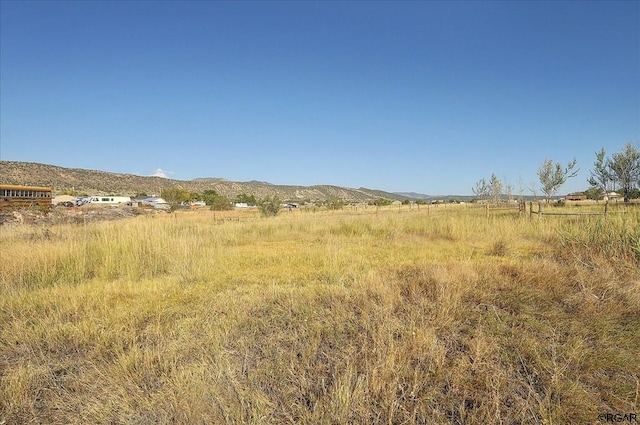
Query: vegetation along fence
xmin=528 ymin=201 xmax=620 ymax=219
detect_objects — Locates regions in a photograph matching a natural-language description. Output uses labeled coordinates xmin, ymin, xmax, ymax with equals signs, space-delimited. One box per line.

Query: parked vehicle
xmin=0 ymin=185 xmax=52 ymax=211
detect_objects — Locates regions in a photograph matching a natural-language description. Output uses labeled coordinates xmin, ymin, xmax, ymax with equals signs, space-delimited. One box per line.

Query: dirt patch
xmin=0 ymin=205 xmax=166 ymax=226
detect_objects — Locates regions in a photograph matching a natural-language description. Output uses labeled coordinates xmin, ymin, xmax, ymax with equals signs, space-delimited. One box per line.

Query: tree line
xmin=158 ymin=188 xmax=287 ymax=217
xmin=474 ymin=142 xmax=640 ymax=203
xmin=159 ymin=188 xmax=253 ymax=211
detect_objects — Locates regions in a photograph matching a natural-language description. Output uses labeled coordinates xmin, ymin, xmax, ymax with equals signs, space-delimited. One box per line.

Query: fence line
xmin=529 ymin=201 xmax=609 ymax=219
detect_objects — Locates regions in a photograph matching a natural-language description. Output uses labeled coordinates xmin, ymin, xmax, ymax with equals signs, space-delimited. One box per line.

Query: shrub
xmin=374 ymin=198 xmax=392 ymax=206
xmin=326 ymin=199 xmax=345 ymax=210
xmin=257 ymin=195 xmax=281 ymax=217
xmin=209 ymin=195 xmax=232 ymax=211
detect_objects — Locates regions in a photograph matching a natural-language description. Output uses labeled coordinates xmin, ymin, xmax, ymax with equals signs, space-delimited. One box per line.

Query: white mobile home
xmin=87 ymin=196 xmax=132 ymax=205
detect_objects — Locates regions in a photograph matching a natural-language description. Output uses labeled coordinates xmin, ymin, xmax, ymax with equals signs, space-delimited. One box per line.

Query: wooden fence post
xmin=604 ymin=200 xmax=608 ymax=219
xmin=538 ymin=202 xmax=542 ymax=219
xmin=529 ymin=202 xmax=533 ymax=219
xmin=486 ymin=203 xmax=489 ymax=219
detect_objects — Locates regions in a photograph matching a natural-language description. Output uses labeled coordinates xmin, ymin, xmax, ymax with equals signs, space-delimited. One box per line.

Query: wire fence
xmin=526 ymin=201 xmax=633 ymax=219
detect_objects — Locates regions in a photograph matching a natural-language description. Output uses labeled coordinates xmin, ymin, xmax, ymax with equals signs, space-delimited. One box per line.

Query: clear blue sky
xmin=1 ymin=1 xmax=638 ymax=195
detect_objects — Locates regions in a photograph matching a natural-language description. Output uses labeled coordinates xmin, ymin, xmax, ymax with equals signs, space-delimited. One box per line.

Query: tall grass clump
xmin=557 ymin=211 xmax=640 ymax=270
xmin=0 ymin=219 xmax=177 ymax=291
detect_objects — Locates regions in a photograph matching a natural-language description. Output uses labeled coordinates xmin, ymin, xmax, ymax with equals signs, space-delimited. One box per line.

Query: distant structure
xmin=0 ymin=184 xmax=52 ymax=211
xmin=85 ymin=196 xmax=132 ymax=205
xmin=566 ymin=193 xmax=587 ymax=201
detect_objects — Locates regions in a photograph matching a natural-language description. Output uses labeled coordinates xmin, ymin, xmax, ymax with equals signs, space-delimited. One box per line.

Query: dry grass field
xmin=1 ymin=203 xmax=639 ymax=424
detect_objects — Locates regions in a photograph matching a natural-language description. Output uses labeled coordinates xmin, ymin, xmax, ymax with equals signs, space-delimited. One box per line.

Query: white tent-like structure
xmin=52 ymin=195 xmax=78 ymax=205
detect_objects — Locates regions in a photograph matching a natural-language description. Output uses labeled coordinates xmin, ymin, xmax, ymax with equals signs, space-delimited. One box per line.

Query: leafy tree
xmin=373 ymin=198 xmax=392 ymax=206
xmin=588 ymin=148 xmax=613 ymax=193
xmin=257 ymin=195 xmax=281 ymax=217
xmin=537 ymin=158 xmax=579 ymax=203
xmin=209 ymin=195 xmax=232 ymax=211
xmin=202 ymin=190 xmax=219 ymax=205
xmin=161 ymin=187 xmax=190 ymax=206
xmin=584 ymin=186 xmax=604 ymax=200
xmin=472 ymin=178 xmax=490 ymax=201
xmin=201 ymin=190 xmax=232 ymax=210
xmin=489 ymin=174 xmax=503 ymax=204
xmin=608 ymin=142 xmax=640 ymax=202
xmin=234 ymin=193 xmax=257 ymax=204
xmin=326 ymin=199 xmax=345 ymax=210
xmin=402 ymin=199 xmax=411 ymax=205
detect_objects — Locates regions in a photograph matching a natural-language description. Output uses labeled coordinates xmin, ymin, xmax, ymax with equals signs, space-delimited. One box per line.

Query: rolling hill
xmin=0 ymin=161 xmax=411 ymax=202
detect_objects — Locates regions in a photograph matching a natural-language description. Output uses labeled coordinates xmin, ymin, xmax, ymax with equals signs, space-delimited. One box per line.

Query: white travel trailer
xmin=87 ymin=196 xmax=132 ymax=205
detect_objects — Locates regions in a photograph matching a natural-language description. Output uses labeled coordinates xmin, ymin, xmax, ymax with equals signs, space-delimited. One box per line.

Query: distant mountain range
xmin=0 ymin=161 xmax=421 ymax=202
xmin=394 ymin=192 xmax=431 ymax=199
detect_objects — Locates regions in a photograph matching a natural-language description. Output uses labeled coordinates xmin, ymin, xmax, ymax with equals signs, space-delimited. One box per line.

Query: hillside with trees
xmin=0 ymin=161 xmax=409 ymax=203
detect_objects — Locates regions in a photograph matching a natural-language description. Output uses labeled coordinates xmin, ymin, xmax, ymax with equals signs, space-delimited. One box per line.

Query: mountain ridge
xmin=0 ymin=161 xmax=412 ymax=202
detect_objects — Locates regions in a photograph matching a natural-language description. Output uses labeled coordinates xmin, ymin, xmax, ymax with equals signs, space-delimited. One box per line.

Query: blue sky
xmin=1 ymin=1 xmax=638 ymax=195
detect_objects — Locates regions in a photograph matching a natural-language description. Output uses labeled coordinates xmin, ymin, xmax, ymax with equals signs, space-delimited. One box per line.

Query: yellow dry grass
xmin=1 ymin=204 xmax=638 ymax=424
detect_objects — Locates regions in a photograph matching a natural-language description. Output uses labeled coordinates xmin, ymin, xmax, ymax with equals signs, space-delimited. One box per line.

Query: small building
xmin=566 ymin=193 xmax=587 ymax=201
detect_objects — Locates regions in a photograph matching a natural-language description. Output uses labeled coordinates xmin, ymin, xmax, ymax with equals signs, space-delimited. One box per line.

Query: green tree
xmin=202 ymin=190 xmax=219 ymax=205
xmin=374 ymin=198 xmax=392 ymax=206
xmin=201 ymin=190 xmax=232 ymax=210
xmin=209 ymin=195 xmax=232 ymax=211
xmin=584 ymin=186 xmax=604 ymax=200
xmin=161 ymin=187 xmax=190 ymax=206
xmin=588 ymin=148 xmax=613 ymax=193
xmin=537 ymin=158 xmax=579 ymax=203
xmin=257 ymin=195 xmax=281 ymax=217
xmin=609 ymin=142 xmax=640 ymax=202
xmin=326 ymin=199 xmax=345 ymax=210
xmin=234 ymin=193 xmax=257 ymax=204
